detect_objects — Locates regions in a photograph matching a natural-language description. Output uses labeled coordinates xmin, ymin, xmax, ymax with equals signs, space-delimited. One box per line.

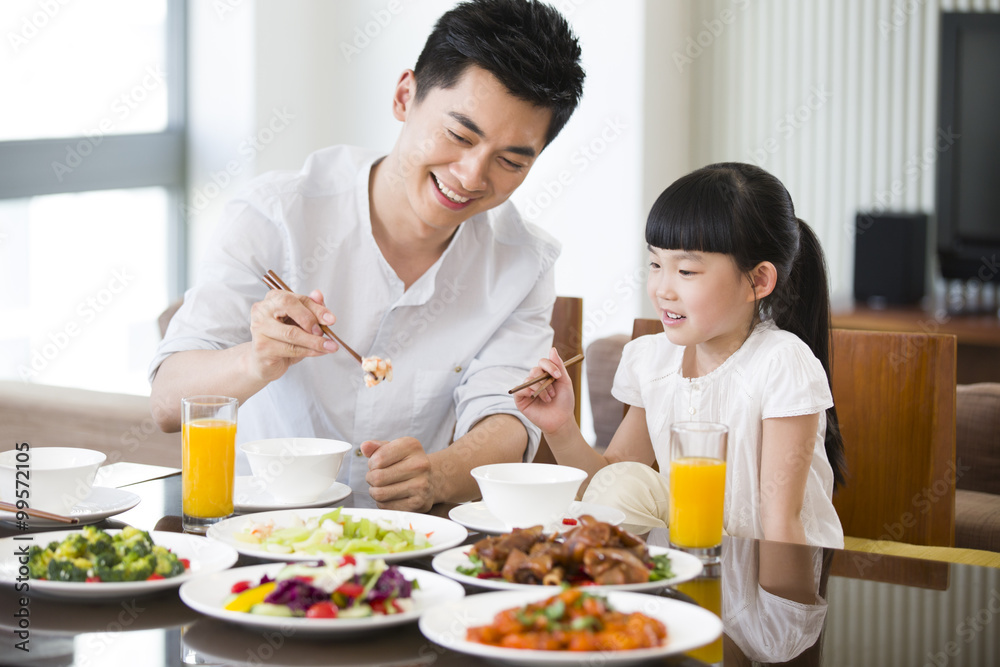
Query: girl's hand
xmin=513 ymin=347 xmax=576 ymax=436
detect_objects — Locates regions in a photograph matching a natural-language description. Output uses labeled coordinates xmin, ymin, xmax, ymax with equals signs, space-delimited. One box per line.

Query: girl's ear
xmin=748 ymin=261 xmax=778 ymax=301
xmin=392 ymin=70 xmax=417 ymax=122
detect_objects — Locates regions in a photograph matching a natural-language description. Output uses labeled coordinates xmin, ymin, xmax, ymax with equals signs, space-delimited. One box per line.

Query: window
xmin=0 ymin=0 xmax=185 ymax=395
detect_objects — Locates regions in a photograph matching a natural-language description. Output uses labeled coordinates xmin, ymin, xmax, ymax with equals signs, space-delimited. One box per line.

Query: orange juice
xmin=675 ymin=576 xmax=723 ymax=663
xmin=669 ymin=456 xmax=726 ymax=548
xmin=182 ymin=418 xmax=236 ymax=518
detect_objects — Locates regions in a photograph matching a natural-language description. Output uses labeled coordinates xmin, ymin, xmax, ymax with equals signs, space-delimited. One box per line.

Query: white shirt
xmin=612 ymin=320 xmax=844 ymax=548
xmin=150 ymin=145 xmax=560 ymax=506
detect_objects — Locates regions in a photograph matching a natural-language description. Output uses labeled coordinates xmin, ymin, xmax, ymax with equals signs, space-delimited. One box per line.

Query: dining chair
xmin=829 ymin=328 xmax=956 ymax=547
xmin=627 ymin=320 xmax=958 ymax=547
xmin=532 ymin=296 xmax=584 ymax=464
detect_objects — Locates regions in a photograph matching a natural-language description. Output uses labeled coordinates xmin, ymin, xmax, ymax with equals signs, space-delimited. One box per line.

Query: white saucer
xmin=0 ymin=486 xmax=140 ymax=527
xmin=448 ymin=500 xmax=627 ymax=535
xmin=233 ymin=476 xmax=351 ymax=513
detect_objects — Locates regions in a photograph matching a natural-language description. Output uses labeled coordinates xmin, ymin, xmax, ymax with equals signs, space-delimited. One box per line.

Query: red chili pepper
xmin=476 ymin=571 xmax=504 ymax=579
xmin=230 ymin=580 xmax=251 ymax=594
xmin=562 ymin=518 xmax=578 ymax=526
xmin=340 ymin=554 xmax=356 ymax=566
xmin=179 ymin=558 xmax=191 ymax=570
xmin=86 ymin=576 xmax=101 ymax=583
xmin=147 ymin=573 xmax=165 ymax=581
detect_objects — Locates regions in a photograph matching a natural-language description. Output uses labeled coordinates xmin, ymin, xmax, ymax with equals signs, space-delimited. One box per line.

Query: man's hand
xmin=248 ymin=288 xmax=339 ymax=382
xmin=361 ymin=437 xmax=436 ymax=513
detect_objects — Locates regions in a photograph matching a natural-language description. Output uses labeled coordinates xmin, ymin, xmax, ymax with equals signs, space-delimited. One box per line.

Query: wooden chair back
xmin=830 ymin=329 xmax=956 ymax=547
xmin=533 ymin=296 xmax=584 ymax=464
xmin=627 ymin=320 xmax=958 ymax=547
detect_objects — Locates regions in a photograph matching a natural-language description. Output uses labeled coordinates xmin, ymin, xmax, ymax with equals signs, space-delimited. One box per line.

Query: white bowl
xmin=239 ymin=438 xmax=351 ymax=503
xmin=0 ymin=447 xmax=106 ymax=515
xmin=471 ymin=463 xmax=587 ymax=531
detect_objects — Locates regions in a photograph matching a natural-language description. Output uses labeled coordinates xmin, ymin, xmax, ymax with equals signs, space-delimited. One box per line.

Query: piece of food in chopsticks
xmin=466 ymin=588 xmax=667 ymax=650
xmin=457 ymin=515 xmax=674 ymax=586
xmin=361 ymin=356 xmax=393 ymax=388
xmin=27 ymin=526 xmax=189 ymax=583
xmin=223 ymin=556 xmax=417 ymax=618
xmin=235 ymin=508 xmax=430 ymax=556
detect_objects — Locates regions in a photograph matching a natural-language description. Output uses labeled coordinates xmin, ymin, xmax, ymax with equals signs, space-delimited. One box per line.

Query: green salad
xmin=28 ymin=526 xmax=188 ymax=583
xmin=235 ymin=508 xmax=432 ymax=556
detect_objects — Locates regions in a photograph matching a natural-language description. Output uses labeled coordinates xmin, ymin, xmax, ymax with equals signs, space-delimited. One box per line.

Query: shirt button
xmin=454 ymin=366 xmax=462 ymax=373
xmin=354 ymin=449 xmax=363 ymax=458
xmin=689 ymin=407 xmax=696 ymax=415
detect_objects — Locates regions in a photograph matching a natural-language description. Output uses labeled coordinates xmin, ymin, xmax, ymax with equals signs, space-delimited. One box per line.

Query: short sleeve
xmin=610 ymin=336 xmax=654 ymax=409
xmin=760 ymin=342 xmax=834 ymax=420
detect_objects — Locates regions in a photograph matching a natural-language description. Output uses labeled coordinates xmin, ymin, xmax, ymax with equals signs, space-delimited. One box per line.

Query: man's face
xmin=390 ymin=65 xmax=553 ymax=235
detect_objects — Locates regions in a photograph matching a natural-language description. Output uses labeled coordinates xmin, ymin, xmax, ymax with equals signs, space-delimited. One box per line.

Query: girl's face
xmin=646 ymin=245 xmax=758 ymax=353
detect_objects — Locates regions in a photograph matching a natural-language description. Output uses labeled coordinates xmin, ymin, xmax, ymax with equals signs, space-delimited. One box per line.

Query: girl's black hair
xmin=413 ymin=0 xmax=585 ymax=146
xmin=646 ymin=162 xmax=846 ymax=488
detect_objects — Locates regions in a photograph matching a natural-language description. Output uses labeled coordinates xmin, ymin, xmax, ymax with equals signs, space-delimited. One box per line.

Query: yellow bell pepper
xmin=224 ymin=581 xmax=277 ymax=612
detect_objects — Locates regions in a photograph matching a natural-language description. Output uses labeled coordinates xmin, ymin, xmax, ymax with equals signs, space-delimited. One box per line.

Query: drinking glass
xmin=668 ymin=421 xmax=728 ymax=564
xmin=181 ymin=396 xmax=237 ymax=533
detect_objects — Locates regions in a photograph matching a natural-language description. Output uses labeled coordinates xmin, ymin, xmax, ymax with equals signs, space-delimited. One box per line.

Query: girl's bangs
xmin=645 ymin=174 xmax=739 ymax=254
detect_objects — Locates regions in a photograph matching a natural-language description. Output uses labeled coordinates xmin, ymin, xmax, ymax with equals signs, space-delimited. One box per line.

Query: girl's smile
xmin=647 ymin=246 xmax=759 ymax=371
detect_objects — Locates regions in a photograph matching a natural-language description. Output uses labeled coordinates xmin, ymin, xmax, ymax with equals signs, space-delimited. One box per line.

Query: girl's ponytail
xmin=773 ymin=218 xmax=846 ymax=488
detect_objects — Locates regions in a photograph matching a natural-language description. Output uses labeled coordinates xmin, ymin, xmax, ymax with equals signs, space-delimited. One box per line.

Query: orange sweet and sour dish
xmin=466 ymin=589 xmax=667 ymax=652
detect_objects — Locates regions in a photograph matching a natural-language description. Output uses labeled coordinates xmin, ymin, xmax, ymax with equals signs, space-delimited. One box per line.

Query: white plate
xmin=206 ymin=507 xmax=468 ymax=563
xmin=419 ymin=589 xmax=723 ymax=666
xmin=0 ymin=529 xmax=239 ymax=600
xmin=233 ymin=476 xmax=352 ymax=513
xmin=448 ymin=500 xmax=627 ymax=535
xmin=0 ymin=486 xmax=141 ymax=528
xmin=431 ymin=544 xmax=703 ymax=592
xmin=180 ymin=562 xmax=465 ymax=636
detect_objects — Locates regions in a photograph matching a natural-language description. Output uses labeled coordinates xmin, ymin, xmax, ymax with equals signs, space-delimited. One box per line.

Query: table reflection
xmin=4 ymin=471 xmax=999 ymax=666
xmin=647 ymin=528 xmax=831 ymax=665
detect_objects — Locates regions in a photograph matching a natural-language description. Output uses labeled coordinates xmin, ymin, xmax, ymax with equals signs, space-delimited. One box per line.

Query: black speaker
xmin=853 ymin=212 xmax=928 ymax=306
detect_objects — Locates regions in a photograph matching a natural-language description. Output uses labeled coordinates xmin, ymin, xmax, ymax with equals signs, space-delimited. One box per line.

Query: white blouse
xmin=612 ymin=319 xmax=844 ymax=548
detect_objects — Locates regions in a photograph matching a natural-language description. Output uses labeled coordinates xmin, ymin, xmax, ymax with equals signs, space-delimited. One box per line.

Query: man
xmin=149 ymin=0 xmax=585 ymax=511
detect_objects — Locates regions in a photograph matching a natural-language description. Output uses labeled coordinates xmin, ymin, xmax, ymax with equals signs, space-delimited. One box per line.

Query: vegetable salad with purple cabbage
xmin=223 ymin=555 xmax=418 ymax=619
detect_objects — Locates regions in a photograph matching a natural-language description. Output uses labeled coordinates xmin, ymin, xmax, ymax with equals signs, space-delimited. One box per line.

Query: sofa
xmin=0 ymin=380 xmax=180 ymax=468
xmin=584 ymin=337 xmax=1000 ymax=554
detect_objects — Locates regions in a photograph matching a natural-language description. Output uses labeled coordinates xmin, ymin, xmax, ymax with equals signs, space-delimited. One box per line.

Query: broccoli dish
xmin=27 ymin=526 xmax=190 ymax=583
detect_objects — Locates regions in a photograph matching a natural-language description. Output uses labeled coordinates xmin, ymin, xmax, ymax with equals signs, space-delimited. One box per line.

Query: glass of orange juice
xmin=181 ymin=396 xmax=238 ymax=533
xmin=668 ymin=421 xmax=727 ymax=564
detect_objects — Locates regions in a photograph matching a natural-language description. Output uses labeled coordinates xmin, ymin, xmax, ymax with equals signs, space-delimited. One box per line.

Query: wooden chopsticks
xmin=0 ymin=501 xmax=80 ymax=524
xmin=261 ymin=269 xmax=364 ymax=364
xmin=508 ymin=353 xmax=584 ymax=398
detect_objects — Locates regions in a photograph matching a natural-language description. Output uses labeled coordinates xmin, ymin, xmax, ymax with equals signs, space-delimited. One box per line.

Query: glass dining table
xmin=2 ymin=463 xmax=997 ymax=667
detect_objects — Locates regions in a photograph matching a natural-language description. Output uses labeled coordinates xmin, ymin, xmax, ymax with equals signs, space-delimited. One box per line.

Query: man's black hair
xmin=413 ymin=0 xmax=585 ymax=146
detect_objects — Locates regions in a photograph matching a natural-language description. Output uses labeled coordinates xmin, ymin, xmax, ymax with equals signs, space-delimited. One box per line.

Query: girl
xmin=515 ymin=162 xmax=846 ymax=548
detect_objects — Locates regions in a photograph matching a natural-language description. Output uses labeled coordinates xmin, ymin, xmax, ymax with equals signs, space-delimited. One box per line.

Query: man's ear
xmin=748 ymin=261 xmax=778 ymax=301
xmin=392 ymin=70 xmax=417 ymax=122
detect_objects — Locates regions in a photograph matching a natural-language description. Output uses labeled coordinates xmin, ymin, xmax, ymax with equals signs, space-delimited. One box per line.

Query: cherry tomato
xmin=179 ymin=558 xmax=191 ymax=570
xmin=147 ymin=573 xmax=165 ymax=581
xmin=305 ymin=602 xmax=338 ymax=618
xmin=340 ymin=554 xmax=356 ymax=566
xmin=336 ymin=582 xmax=365 ymax=598
xmin=230 ymin=580 xmax=252 ymax=594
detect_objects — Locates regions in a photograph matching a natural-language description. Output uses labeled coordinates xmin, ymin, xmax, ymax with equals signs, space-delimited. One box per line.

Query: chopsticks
xmin=261 ymin=269 xmax=364 ymax=365
xmin=0 ymin=501 xmax=80 ymax=524
xmin=508 ymin=353 xmax=584 ymax=398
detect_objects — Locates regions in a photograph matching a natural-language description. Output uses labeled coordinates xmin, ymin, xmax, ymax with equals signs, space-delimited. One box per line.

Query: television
xmin=936 ymin=13 xmax=1000 ymax=283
